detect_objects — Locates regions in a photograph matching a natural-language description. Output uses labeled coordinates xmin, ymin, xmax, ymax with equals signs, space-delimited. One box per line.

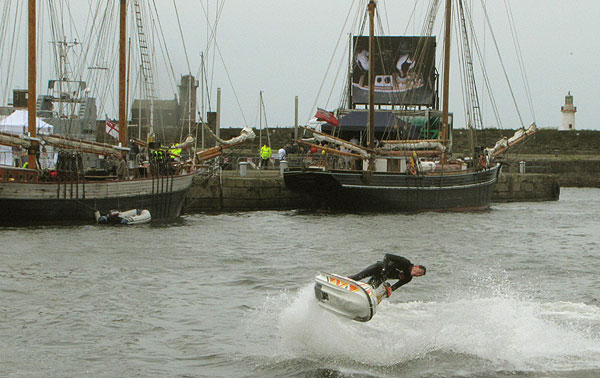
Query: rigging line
xmin=454 ymin=8 xmax=471 ymax=131
xmin=210 ymin=1 xmax=225 ymax=100
xmin=463 ymin=3 xmax=503 ymax=129
xmin=213 ymin=39 xmax=249 ymax=128
xmin=97 ymin=1 xmax=119 ymax=121
xmin=352 ymin=0 xmax=365 ymax=33
xmin=94 ymin=0 xmax=117 ymax=109
xmin=504 ymin=0 xmax=536 ymax=122
xmin=357 ymin=0 xmax=368 ymax=44
xmin=197 ymin=1 xmax=247 ymax=125
xmin=196 ymin=0 xmax=222 ymax=100
xmin=408 ymin=0 xmax=425 ymax=36
xmin=78 ymin=1 xmax=98 ymax=83
xmin=308 ymin=0 xmax=357 ymax=125
xmin=372 ymin=15 xmax=397 ymax=134
xmin=1 ymin=1 xmax=14 ymax=101
xmin=478 ymin=0 xmax=524 ymax=128
xmin=150 ymin=0 xmax=178 ymax=89
xmin=253 ymin=94 xmax=261 ymax=132
xmin=200 ymin=0 xmax=226 ymax=56
xmin=381 ymin=0 xmax=390 ymax=35
xmin=197 ymin=0 xmax=226 ymax=102
xmin=38 ymin=2 xmax=46 ymax=98
xmin=2 ymin=1 xmax=21 ymax=103
xmin=145 ymin=7 xmax=175 ymax=100
xmin=200 ymin=60 xmax=212 ymax=112
xmin=76 ymin=0 xmax=95 ymax=79
xmin=260 ymin=93 xmax=271 ymax=146
xmin=457 ymin=0 xmax=483 ymax=131
xmin=172 ymin=0 xmax=192 ymax=75
xmin=325 ymin=33 xmax=350 ymax=110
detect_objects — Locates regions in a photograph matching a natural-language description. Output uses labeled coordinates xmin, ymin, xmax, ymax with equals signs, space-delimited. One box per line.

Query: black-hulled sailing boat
xmin=283 ymin=0 xmax=530 ymax=212
xmin=0 ymin=0 xmax=195 ymax=224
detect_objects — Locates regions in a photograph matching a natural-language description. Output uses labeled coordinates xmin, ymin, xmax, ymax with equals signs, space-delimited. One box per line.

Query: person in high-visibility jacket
xmin=169 ymin=144 xmax=182 ymax=160
xmin=260 ymin=144 xmax=271 ymax=169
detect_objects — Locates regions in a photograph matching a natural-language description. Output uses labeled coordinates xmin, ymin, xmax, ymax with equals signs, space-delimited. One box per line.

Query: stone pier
xmin=185 ymin=170 xmax=305 ymax=211
xmin=183 ymin=170 xmax=560 ymax=212
xmin=492 ymin=173 xmax=560 ymax=202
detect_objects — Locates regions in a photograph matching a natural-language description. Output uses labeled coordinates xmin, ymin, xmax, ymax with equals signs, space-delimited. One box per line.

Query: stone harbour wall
xmin=500 ymin=158 xmax=600 ymax=188
xmin=184 ymin=171 xmax=306 ymax=212
xmin=492 ymin=173 xmax=560 ymax=202
xmin=183 ymin=170 xmax=559 ymax=212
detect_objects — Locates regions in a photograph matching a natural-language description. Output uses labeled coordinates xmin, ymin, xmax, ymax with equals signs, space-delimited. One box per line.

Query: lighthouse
xmin=560 ymin=92 xmax=576 ymax=131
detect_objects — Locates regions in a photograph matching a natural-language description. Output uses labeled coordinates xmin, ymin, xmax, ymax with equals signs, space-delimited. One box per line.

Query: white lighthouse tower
xmin=560 ymin=92 xmax=576 ymax=131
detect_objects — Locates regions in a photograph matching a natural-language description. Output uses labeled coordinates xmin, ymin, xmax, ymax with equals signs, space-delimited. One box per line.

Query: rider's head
xmin=410 ymin=265 xmax=426 ymax=277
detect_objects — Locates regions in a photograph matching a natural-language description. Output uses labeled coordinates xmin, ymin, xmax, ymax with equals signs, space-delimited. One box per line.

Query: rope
xmin=479 ymin=0 xmax=525 ymax=128
xmin=308 ymin=0 xmax=358 ymax=125
xmin=197 ymin=0 xmax=226 ymax=106
xmin=1 ymin=1 xmax=23 ymax=104
xmin=197 ymin=0 xmax=249 ymax=128
xmin=151 ymin=0 xmax=179 ymax=94
xmin=462 ymin=3 xmax=503 ymax=129
xmin=172 ymin=0 xmax=192 ymax=75
xmin=504 ymin=0 xmax=536 ymax=123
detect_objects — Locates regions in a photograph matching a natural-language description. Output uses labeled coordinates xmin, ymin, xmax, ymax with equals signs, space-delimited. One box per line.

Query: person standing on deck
xmin=260 ymin=144 xmax=271 ymax=169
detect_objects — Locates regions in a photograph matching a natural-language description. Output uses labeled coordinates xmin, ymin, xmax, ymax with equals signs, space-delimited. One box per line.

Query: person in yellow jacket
xmin=260 ymin=144 xmax=271 ymax=169
xmin=169 ymin=144 xmax=182 ymax=161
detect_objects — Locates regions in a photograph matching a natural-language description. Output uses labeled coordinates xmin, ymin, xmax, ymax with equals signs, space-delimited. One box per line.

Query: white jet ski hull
xmin=314 ymin=272 xmax=379 ymax=322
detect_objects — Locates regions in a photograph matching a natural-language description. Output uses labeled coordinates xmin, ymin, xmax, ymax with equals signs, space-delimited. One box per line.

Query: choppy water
xmin=1 ymin=188 xmax=599 ymax=377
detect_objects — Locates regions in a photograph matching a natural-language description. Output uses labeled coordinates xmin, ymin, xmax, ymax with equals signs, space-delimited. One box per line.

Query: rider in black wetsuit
xmin=348 ymin=254 xmax=426 ymax=296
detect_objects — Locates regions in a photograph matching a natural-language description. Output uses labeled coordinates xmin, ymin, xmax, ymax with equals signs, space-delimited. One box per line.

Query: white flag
xmin=105 ymin=119 xmax=119 ymax=139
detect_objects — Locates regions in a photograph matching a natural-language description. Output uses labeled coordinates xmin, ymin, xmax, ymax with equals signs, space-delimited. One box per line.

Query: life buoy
xmin=408 ymin=158 xmax=417 ymax=175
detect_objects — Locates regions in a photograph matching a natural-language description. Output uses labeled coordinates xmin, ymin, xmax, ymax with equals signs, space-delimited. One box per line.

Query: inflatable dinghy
xmin=314 ymin=272 xmax=387 ymax=322
xmin=94 ymin=209 xmax=151 ymax=225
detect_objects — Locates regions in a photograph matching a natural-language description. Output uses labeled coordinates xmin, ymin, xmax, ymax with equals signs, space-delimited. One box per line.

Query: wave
xmin=262 ymin=283 xmax=600 ymax=375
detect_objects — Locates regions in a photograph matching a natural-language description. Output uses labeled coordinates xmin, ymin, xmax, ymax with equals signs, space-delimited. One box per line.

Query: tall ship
xmin=0 ymin=1 xmax=200 ymax=224
xmin=283 ymin=0 xmax=535 ymax=212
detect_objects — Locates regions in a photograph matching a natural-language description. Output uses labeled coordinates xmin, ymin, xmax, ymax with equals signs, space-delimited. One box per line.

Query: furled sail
xmin=0 ymin=132 xmax=128 ymax=156
xmin=486 ymin=123 xmax=537 ymax=159
xmin=196 ymin=126 xmax=256 ymax=162
xmin=300 ymin=126 xmax=370 ymax=159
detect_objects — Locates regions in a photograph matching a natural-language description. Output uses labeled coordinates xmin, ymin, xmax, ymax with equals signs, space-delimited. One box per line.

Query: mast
xmin=119 ymin=0 xmax=127 ymax=146
xmin=441 ymin=0 xmax=452 ymax=163
xmin=367 ymin=0 xmax=376 ymax=170
xmin=348 ymin=33 xmax=353 ymax=109
xmin=201 ymin=52 xmax=205 ymax=150
xmin=259 ymin=91 xmax=263 ymax=147
xmin=27 ymin=0 xmax=37 ymax=169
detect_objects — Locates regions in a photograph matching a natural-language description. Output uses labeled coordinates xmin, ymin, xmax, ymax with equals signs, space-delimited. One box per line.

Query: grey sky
xmin=3 ymin=0 xmax=599 ymax=131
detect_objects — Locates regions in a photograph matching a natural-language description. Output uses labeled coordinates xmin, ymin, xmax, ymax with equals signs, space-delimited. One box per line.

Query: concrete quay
xmin=500 ymin=156 xmax=600 ymax=188
xmin=493 ymin=172 xmax=560 ymax=202
xmin=184 ymin=170 xmax=305 ymax=212
xmin=183 ymin=169 xmax=560 ymax=212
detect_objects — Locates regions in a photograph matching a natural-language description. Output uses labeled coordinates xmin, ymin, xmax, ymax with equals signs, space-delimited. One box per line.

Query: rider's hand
xmin=383 ymin=282 xmax=392 ymax=298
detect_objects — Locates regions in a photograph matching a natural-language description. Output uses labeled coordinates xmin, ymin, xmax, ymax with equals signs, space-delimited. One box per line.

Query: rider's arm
xmin=383 ymin=254 xmax=412 ymax=268
xmin=390 ymin=275 xmax=412 ymax=291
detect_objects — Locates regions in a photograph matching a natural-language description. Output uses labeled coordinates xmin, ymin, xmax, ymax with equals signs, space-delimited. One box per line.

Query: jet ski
xmin=314 ymin=272 xmax=388 ymax=322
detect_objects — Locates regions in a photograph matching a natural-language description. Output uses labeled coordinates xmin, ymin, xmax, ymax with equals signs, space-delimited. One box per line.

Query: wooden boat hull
xmin=0 ymin=172 xmax=195 ymax=224
xmin=283 ymin=163 xmax=500 ymax=211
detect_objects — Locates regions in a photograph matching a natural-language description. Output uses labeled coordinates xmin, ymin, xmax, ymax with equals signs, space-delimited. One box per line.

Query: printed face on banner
xmin=351 ymin=36 xmax=436 ymax=107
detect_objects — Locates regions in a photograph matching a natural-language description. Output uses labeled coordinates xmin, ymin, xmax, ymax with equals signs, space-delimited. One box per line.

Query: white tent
xmin=0 ymin=110 xmax=56 ymax=168
xmin=0 ymin=109 xmax=54 ymax=134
